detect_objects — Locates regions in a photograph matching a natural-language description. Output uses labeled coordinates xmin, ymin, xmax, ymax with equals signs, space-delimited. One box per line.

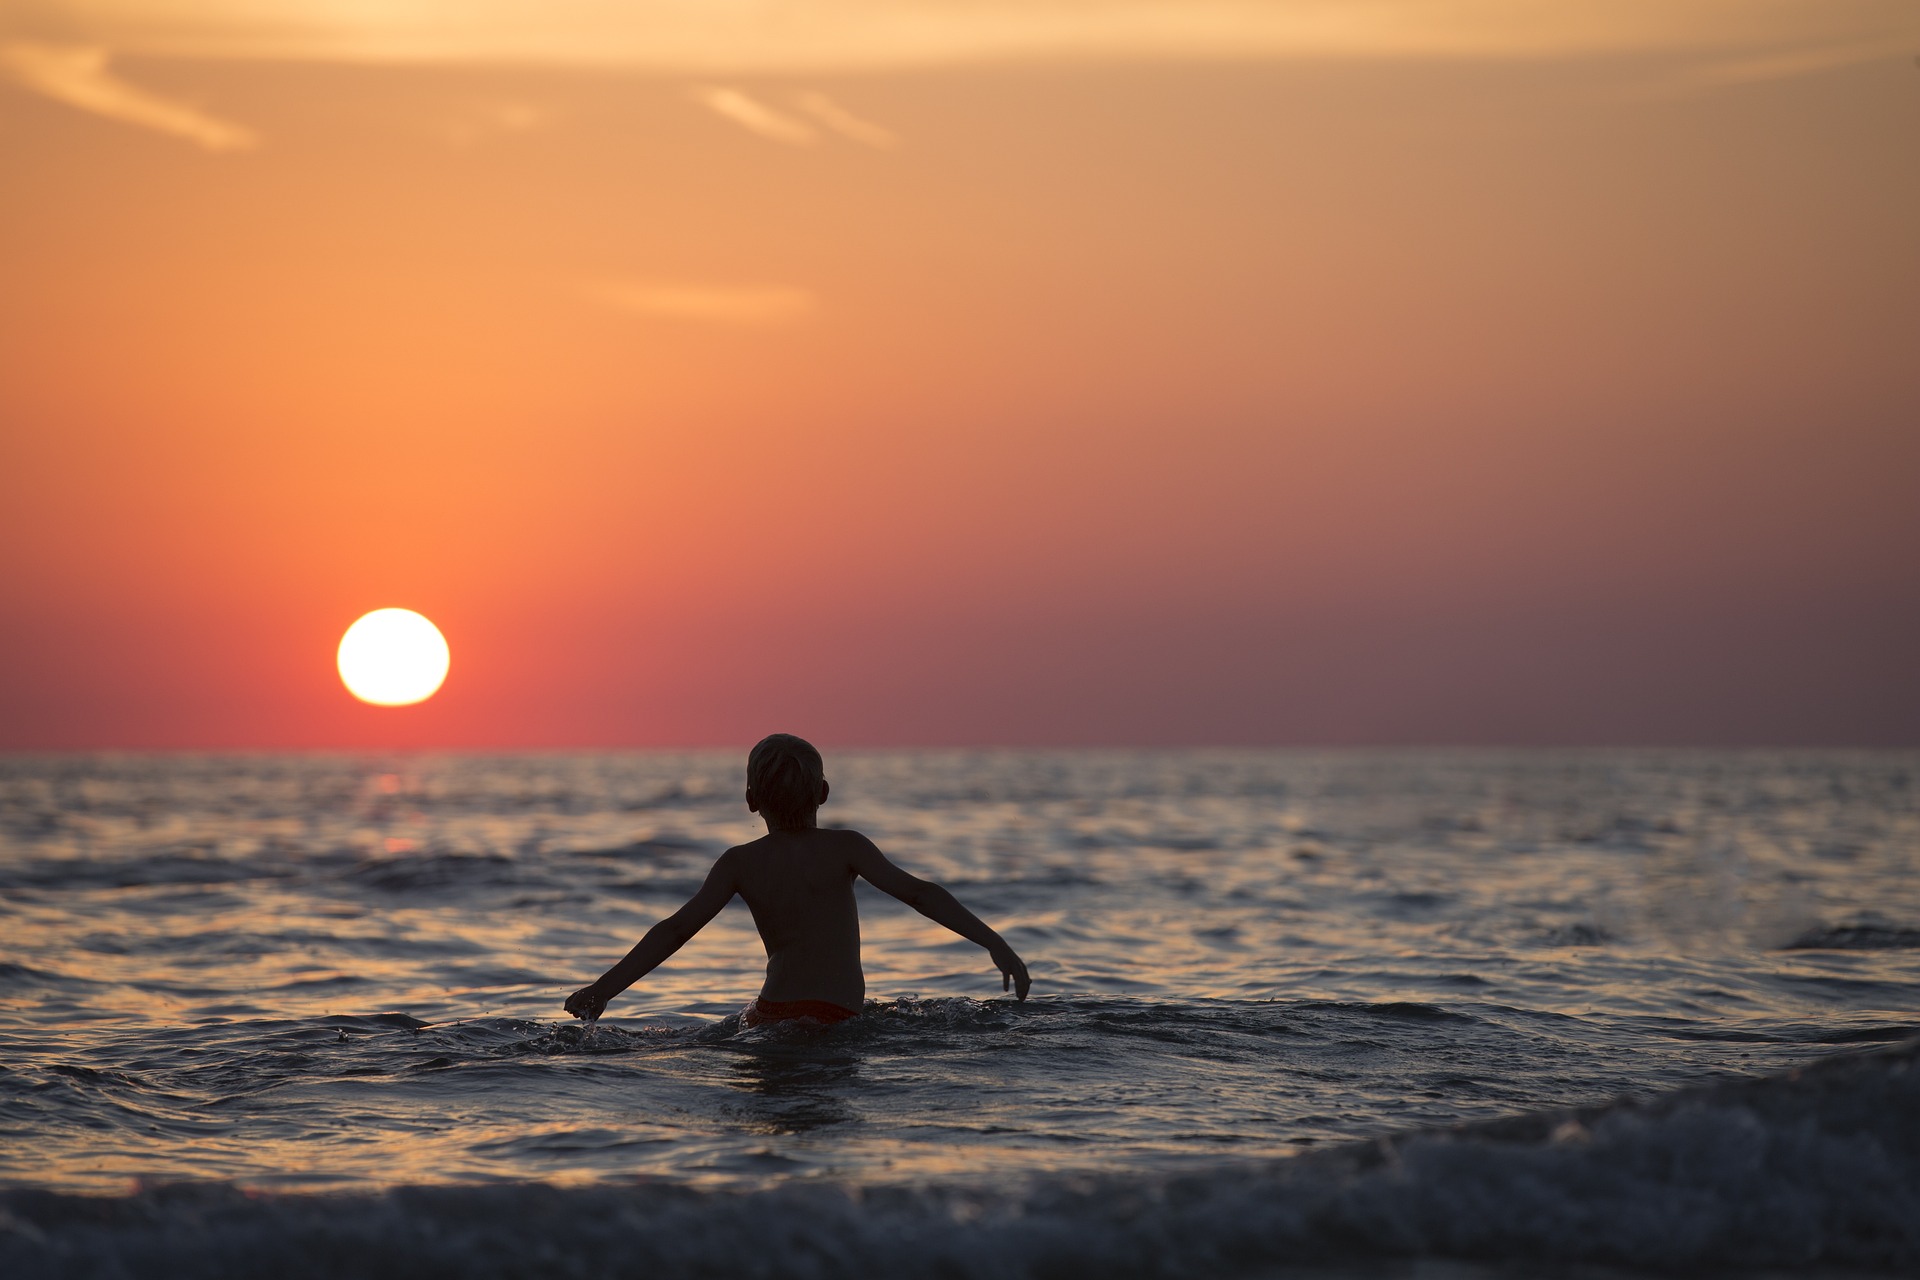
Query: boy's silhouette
xmin=566 ymin=734 xmax=1030 ymax=1027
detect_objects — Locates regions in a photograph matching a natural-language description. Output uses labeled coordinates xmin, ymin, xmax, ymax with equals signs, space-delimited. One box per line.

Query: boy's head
xmin=746 ymin=734 xmax=827 ymax=830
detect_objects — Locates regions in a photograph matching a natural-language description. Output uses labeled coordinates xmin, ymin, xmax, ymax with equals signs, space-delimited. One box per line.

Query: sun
xmin=337 ymin=609 xmax=450 ymax=706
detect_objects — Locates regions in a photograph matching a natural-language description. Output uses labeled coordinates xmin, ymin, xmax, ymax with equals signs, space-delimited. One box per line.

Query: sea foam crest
xmin=3 ymin=1039 xmax=1915 ymax=1278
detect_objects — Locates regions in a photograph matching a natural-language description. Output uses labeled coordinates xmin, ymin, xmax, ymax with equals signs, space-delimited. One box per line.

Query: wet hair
xmin=747 ymin=734 xmax=825 ymax=829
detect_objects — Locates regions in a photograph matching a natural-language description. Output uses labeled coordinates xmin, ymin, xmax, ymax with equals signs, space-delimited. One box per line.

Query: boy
xmin=565 ymin=734 xmax=1031 ymax=1027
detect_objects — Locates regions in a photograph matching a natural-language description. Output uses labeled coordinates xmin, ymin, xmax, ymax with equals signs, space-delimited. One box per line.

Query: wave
xmin=0 ymin=846 xmax=712 ymax=898
xmin=0 ymin=849 xmax=287 ymax=891
xmin=1782 ymin=922 xmax=1920 ymax=951
xmin=4 ymin=1038 xmax=1914 ymax=1278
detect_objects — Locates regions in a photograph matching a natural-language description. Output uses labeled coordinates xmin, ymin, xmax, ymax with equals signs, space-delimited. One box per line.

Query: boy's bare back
xmin=710 ymin=828 xmax=920 ymax=1011
xmin=565 ymin=736 xmax=1029 ymax=1024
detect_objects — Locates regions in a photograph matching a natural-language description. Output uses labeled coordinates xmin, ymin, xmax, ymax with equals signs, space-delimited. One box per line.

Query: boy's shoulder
xmin=722 ymin=826 xmax=878 ymax=860
xmin=821 ymin=825 xmax=884 ymax=856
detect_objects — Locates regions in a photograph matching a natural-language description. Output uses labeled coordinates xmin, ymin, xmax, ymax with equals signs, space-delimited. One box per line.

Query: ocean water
xmin=2 ymin=749 xmax=1917 ymax=1276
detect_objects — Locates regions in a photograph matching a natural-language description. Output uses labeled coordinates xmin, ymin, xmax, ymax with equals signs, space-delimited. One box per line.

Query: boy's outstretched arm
xmin=564 ymin=851 xmax=739 ymax=1020
xmin=850 ymin=837 xmax=1031 ymax=1001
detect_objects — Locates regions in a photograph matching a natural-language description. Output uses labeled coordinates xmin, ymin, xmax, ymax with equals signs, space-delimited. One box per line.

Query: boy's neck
xmin=764 ymin=814 xmax=819 ymax=834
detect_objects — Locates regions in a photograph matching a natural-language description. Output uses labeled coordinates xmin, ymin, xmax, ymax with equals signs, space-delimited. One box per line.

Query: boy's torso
xmin=730 ymin=828 xmax=866 ymax=1011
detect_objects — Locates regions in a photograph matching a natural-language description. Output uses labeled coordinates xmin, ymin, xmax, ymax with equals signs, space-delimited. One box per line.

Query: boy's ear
xmin=744 ymin=787 xmax=759 ymax=813
xmin=818 ymin=779 xmax=831 ymax=806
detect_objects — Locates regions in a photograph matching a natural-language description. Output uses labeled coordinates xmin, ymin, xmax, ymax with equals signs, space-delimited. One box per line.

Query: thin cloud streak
xmin=692 ymin=86 xmax=814 ymax=146
xmin=431 ymin=97 xmax=556 ymax=147
xmin=795 ymin=92 xmax=898 ymax=149
xmin=0 ymin=40 xmax=256 ymax=151
xmin=9 ymin=2 xmax=1915 ymax=72
xmin=581 ymin=280 xmax=817 ymax=326
xmin=1677 ymin=36 xmax=1915 ymax=88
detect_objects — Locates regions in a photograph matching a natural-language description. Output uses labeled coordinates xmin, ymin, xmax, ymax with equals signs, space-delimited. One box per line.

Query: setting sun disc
xmin=337 ymin=609 xmax=450 ymax=706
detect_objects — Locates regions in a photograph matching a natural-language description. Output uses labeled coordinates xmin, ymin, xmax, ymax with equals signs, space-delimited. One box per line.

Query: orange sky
xmin=2 ymin=3 xmax=1917 ymax=747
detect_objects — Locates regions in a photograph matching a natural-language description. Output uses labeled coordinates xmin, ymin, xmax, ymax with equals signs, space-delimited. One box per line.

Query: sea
xmin=1 ymin=749 xmax=1916 ymax=1277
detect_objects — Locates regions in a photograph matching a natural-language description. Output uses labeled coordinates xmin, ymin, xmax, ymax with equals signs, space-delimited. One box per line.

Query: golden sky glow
xmin=1 ymin=2 xmax=1915 ymax=747
xmin=8 ymin=1 xmax=1917 ymax=69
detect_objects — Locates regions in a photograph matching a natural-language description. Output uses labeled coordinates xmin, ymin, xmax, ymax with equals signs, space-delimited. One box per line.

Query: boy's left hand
xmin=564 ymin=985 xmax=608 ymax=1021
xmin=991 ymin=944 xmax=1031 ymax=1002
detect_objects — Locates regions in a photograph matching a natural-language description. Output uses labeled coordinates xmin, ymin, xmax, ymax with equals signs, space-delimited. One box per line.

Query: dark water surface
xmin=2 ymin=751 xmax=1917 ymax=1274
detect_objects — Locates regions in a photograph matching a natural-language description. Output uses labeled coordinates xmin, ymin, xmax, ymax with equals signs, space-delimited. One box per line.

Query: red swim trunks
xmin=741 ymin=998 xmax=859 ymax=1028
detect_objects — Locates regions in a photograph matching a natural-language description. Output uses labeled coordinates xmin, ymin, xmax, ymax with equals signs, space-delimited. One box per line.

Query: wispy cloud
xmin=582 ymin=280 xmax=817 ymax=326
xmin=692 ymin=86 xmax=900 ymax=149
xmin=431 ymin=97 xmax=557 ymax=148
xmin=1669 ymin=36 xmax=1915 ymax=90
xmin=794 ymin=92 xmax=898 ymax=149
xmin=691 ymin=87 xmax=815 ymax=146
xmin=0 ymin=40 xmax=256 ymax=151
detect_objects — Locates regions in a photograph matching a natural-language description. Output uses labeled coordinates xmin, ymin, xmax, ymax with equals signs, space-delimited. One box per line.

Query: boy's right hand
xmin=564 ymin=985 xmax=608 ymax=1022
xmin=991 ymin=944 xmax=1031 ymax=1002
